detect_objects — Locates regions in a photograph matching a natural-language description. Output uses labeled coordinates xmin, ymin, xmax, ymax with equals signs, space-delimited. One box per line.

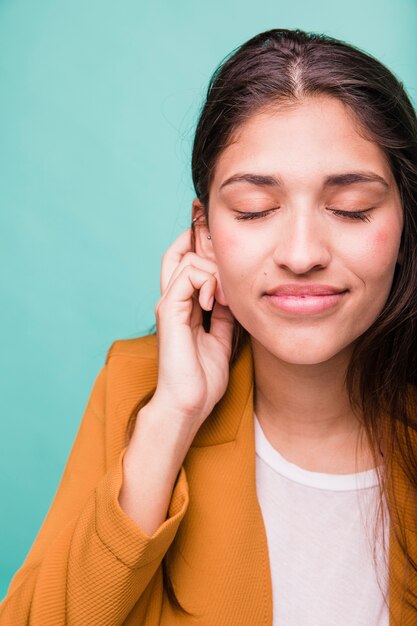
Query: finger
xmin=198 ymin=278 xmax=215 ymax=311
xmin=209 ymin=301 xmax=235 ymax=352
xmin=166 ymin=254 xmax=228 ymax=308
xmin=164 ymin=252 xmax=219 ymax=295
xmin=160 ymin=228 xmax=193 ymax=294
xmin=156 ymin=265 xmax=218 ymax=321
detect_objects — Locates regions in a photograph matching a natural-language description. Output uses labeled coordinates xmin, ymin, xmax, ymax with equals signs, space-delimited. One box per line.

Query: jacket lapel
xmin=169 ymin=341 xmax=273 ymax=623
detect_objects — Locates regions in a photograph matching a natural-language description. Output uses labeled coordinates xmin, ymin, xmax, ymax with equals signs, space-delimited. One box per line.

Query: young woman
xmin=1 ymin=28 xmax=417 ymax=626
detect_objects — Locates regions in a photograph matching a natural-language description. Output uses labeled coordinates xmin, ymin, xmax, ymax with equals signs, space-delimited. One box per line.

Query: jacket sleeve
xmin=0 ymin=363 xmax=189 ymax=626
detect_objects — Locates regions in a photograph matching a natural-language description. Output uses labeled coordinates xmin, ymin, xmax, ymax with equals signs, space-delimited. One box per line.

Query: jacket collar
xmin=191 ymin=339 xmax=255 ymax=448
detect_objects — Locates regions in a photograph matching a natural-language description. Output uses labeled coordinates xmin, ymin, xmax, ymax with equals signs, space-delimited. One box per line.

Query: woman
xmin=1 ymin=27 xmax=417 ymax=625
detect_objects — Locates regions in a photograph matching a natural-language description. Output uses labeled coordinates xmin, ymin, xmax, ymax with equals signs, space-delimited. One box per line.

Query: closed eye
xmin=327 ymin=208 xmax=374 ymax=222
xmin=234 ymin=208 xmax=278 ymax=221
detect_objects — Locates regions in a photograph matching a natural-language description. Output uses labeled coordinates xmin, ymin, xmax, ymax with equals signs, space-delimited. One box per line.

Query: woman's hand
xmin=149 ymin=227 xmax=235 ymax=431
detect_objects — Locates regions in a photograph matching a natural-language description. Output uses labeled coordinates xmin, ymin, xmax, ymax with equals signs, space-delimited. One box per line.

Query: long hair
xmin=130 ymin=28 xmax=417 ymax=616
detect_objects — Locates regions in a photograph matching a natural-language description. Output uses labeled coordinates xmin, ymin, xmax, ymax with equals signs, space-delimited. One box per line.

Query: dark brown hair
xmin=131 ymin=28 xmax=417 ymax=616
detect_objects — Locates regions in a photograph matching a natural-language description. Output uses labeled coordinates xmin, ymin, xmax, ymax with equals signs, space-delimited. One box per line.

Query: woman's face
xmin=201 ymin=96 xmax=403 ymax=365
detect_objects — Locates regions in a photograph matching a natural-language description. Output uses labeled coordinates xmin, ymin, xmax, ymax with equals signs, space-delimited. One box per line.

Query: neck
xmin=251 ymin=338 xmax=376 ymax=473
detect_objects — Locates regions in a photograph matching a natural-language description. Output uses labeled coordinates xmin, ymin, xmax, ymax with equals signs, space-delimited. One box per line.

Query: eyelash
xmin=235 ymin=207 xmax=374 ymax=222
xmin=329 ymin=208 xmax=373 ymax=222
xmin=235 ymin=209 xmax=277 ymax=221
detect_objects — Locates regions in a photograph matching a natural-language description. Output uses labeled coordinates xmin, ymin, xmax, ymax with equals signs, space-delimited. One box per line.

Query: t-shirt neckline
xmin=254 ymin=414 xmax=380 ymax=491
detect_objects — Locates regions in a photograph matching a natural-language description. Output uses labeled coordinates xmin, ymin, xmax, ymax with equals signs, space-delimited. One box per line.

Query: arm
xmin=0 ymin=365 xmax=189 ymax=626
xmin=1 ymin=225 xmax=234 ymax=625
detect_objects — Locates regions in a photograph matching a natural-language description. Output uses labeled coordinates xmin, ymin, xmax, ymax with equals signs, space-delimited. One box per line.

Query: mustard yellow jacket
xmin=1 ymin=334 xmax=416 ymax=625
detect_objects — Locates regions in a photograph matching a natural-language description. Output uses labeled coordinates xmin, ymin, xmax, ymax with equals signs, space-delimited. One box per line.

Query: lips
xmin=264 ymin=284 xmax=348 ymax=314
xmin=265 ymin=283 xmax=347 ymax=297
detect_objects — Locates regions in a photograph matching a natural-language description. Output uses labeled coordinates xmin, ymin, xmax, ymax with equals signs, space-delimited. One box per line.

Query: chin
xmin=251 ymin=333 xmax=354 ymax=366
xmin=280 ymin=352 xmax=345 ymax=366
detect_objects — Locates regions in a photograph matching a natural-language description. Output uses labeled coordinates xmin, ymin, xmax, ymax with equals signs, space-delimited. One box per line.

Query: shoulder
xmin=102 ymin=332 xmax=158 ymax=412
xmin=93 ymin=334 xmax=159 ymax=461
xmin=105 ymin=333 xmax=158 ymax=364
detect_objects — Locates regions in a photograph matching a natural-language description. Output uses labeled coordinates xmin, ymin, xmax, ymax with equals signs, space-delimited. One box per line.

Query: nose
xmin=272 ymin=210 xmax=331 ymax=275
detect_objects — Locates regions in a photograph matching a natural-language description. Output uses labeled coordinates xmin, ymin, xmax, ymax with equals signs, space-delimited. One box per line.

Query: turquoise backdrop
xmin=1 ymin=0 xmax=416 ymax=599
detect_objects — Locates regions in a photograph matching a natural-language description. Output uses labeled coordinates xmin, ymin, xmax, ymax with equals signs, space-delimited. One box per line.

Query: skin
xmin=193 ymin=95 xmax=403 ymax=473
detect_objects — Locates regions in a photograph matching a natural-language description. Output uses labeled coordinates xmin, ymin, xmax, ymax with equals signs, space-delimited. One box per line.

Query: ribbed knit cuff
xmin=94 ymin=447 xmax=189 ymax=569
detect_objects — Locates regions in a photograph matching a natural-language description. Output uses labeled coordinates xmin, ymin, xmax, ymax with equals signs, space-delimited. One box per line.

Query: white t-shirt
xmin=254 ymin=414 xmax=389 ymax=626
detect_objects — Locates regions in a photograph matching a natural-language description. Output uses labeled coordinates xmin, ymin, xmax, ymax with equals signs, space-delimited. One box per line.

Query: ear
xmin=192 ymin=198 xmax=215 ymax=261
xmin=191 ymin=198 xmax=228 ymax=306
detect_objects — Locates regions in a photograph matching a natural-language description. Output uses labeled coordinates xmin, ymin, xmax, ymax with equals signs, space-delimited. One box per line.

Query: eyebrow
xmin=218 ymin=171 xmax=390 ymax=191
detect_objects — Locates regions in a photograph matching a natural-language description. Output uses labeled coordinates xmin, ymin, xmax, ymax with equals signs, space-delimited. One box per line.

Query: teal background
xmin=1 ymin=0 xmax=416 ymax=600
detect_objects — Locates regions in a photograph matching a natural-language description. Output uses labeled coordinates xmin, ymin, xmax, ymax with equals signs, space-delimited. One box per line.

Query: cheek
xmin=211 ymin=230 xmax=262 ymax=302
xmin=213 ymin=237 xmax=242 ymax=289
xmin=213 ymin=230 xmax=250 ymax=274
xmin=345 ymin=224 xmax=401 ymax=303
xmin=373 ymin=227 xmax=392 ymax=249
xmin=355 ymin=226 xmax=400 ymax=271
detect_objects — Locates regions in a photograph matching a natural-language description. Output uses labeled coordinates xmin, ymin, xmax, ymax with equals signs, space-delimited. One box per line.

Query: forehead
xmin=211 ymin=96 xmax=393 ymax=192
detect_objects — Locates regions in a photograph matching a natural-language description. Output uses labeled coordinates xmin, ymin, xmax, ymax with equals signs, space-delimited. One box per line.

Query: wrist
xmin=130 ymin=399 xmax=199 ymax=458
